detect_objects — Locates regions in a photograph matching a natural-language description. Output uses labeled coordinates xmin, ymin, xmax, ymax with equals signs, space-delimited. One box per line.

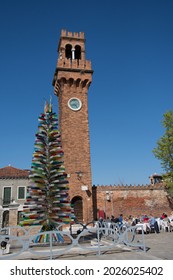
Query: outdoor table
xmin=136 ymin=223 xmax=150 ymax=233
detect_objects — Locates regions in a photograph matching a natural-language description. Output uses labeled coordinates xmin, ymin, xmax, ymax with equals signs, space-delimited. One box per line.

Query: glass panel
xmin=3 ymin=187 xmax=11 ymax=204
xmin=18 ymin=187 xmax=25 ymax=199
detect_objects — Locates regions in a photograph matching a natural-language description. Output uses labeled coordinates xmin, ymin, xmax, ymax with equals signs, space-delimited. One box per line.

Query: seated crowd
xmin=99 ymin=211 xmax=173 ymax=233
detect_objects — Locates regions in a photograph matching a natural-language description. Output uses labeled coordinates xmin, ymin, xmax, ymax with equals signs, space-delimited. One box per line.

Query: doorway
xmin=2 ymin=210 xmax=9 ymax=227
xmin=71 ymin=196 xmax=83 ymax=222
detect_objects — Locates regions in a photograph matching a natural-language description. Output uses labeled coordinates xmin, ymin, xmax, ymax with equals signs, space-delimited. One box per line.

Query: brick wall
xmin=93 ymin=184 xmax=173 ymax=219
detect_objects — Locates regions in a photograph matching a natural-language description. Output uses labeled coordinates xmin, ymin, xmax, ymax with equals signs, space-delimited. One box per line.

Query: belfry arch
xmin=65 ymin=44 xmax=72 ymax=59
xmin=75 ymin=45 xmax=81 ymax=60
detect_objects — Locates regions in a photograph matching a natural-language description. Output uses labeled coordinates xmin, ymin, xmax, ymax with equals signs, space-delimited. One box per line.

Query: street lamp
xmin=75 ymin=171 xmax=83 ymax=180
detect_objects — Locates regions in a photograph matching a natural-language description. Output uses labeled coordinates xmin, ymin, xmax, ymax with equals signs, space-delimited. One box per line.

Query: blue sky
xmin=0 ymin=0 xmax=173 ymax=186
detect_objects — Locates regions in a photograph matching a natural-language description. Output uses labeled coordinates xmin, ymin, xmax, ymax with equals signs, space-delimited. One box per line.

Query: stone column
xmin=8 ymin=202 xmax=20 ymax=237
xmin=9 ymin=202 xmax=20 ymax=227
xmin=0 ymin=205 xmax=3 ymax=228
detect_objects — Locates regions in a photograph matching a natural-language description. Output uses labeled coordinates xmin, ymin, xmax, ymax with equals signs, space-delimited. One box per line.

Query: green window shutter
xmin=18 ymin=187 xmax=25 ymax=199
xmin=3 ymin=187 xmax=11 ymax=204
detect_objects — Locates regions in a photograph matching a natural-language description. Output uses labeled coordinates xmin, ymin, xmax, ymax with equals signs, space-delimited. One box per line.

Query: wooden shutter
xmin=18 ymin=187 xmax=25 ymax=199
xmin=3 ymin=187 xmax=11 ymax=204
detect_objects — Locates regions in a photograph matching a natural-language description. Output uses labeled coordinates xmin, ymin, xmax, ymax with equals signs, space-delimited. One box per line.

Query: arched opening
xmin=2 ymin=210 xmax=9 ymax=227
xmin=75 ymin=45 xmax=81 ymax=61
xmin=65 ymin=44 xmax=72 ymax=59
xmin=75 ymin=45 xmax=81 ymax=65
xmin=71 ymin=196 xmax=83 ymax=222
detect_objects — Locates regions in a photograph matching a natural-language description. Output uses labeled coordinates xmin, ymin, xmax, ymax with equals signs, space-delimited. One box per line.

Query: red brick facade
xmin=93 ymin=184 xmax=172 ymax=219
xmin=53 ymin=30 xmax=93 ymax=223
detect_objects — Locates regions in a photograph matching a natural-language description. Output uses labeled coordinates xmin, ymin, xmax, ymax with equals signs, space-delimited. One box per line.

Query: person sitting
xmin=168 ymin=212 xmax=173 ymax=232
xmin=118 ymin=214 xmax=123 ymax=226
xmin=111 ymin=216 xmax=119 ymax=224
xmin=105 ymin=216 xmax=111 ymax=223
xmin=161 ymin=213 xmax=167 ymax=219
xmin=169 ymin=211 xmax=173 ymax=219
xmin=127 ymin=215 xmax=133 ymax=227
xmin=149 ymin=214 xmax=160 ymax=233
xmin=143 ymin=215 xmax=149 ymax=223
xmin=111 ymin=215 xmax=115 ymax=222
xmin=162 ymin=214 xmax=170 ymax=232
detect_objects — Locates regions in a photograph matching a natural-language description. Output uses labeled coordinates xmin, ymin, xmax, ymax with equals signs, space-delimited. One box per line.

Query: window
xmin=18 ymin=186 xmax=25 ymax=200
xmin=3 ymin=187 xmax=11 ymax=205
xmin=75 ymin=45 xmax=81 ymax=60
xmin=65 ymin=44 xmax=72 ymax=59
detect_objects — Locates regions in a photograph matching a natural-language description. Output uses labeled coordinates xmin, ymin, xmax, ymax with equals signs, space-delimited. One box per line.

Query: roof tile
xmin=0 ymin=166 xmax=30 ymax=178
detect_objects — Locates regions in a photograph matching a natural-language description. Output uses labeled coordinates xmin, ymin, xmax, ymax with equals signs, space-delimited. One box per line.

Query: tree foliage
xmin=153 ymin=110 xmax=173 ymax=174
xmin=153 ymin=111 xmax=173 ymax=196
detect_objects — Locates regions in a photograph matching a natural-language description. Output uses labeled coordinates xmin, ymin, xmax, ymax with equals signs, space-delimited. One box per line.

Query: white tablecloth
xmin=136 ymin=223 xmax=150 ymax=233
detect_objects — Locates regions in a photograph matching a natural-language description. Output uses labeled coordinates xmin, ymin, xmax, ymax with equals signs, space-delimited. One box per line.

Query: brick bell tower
xmin=52 ymin=30 xmax=93 ymax=223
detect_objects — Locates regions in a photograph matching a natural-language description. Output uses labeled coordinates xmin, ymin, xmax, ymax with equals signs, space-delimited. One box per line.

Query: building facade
xmin=0 ymin=166 xmax=29 ymax=228
xmin=52 ymin=30 xmax=93 ymax=223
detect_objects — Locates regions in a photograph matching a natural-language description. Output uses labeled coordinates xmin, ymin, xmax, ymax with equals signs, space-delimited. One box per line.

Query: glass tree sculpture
xmin=19 ymin=101 xmax=75 ymax=241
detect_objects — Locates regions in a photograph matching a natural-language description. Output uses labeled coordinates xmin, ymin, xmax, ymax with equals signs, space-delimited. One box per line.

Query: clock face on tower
xmin=68 ymin=97 xmax=82 ymax=111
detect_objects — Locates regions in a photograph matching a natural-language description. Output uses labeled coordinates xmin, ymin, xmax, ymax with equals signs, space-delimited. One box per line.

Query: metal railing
xmin=0 ymin=222 xmax=146 ymax=260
